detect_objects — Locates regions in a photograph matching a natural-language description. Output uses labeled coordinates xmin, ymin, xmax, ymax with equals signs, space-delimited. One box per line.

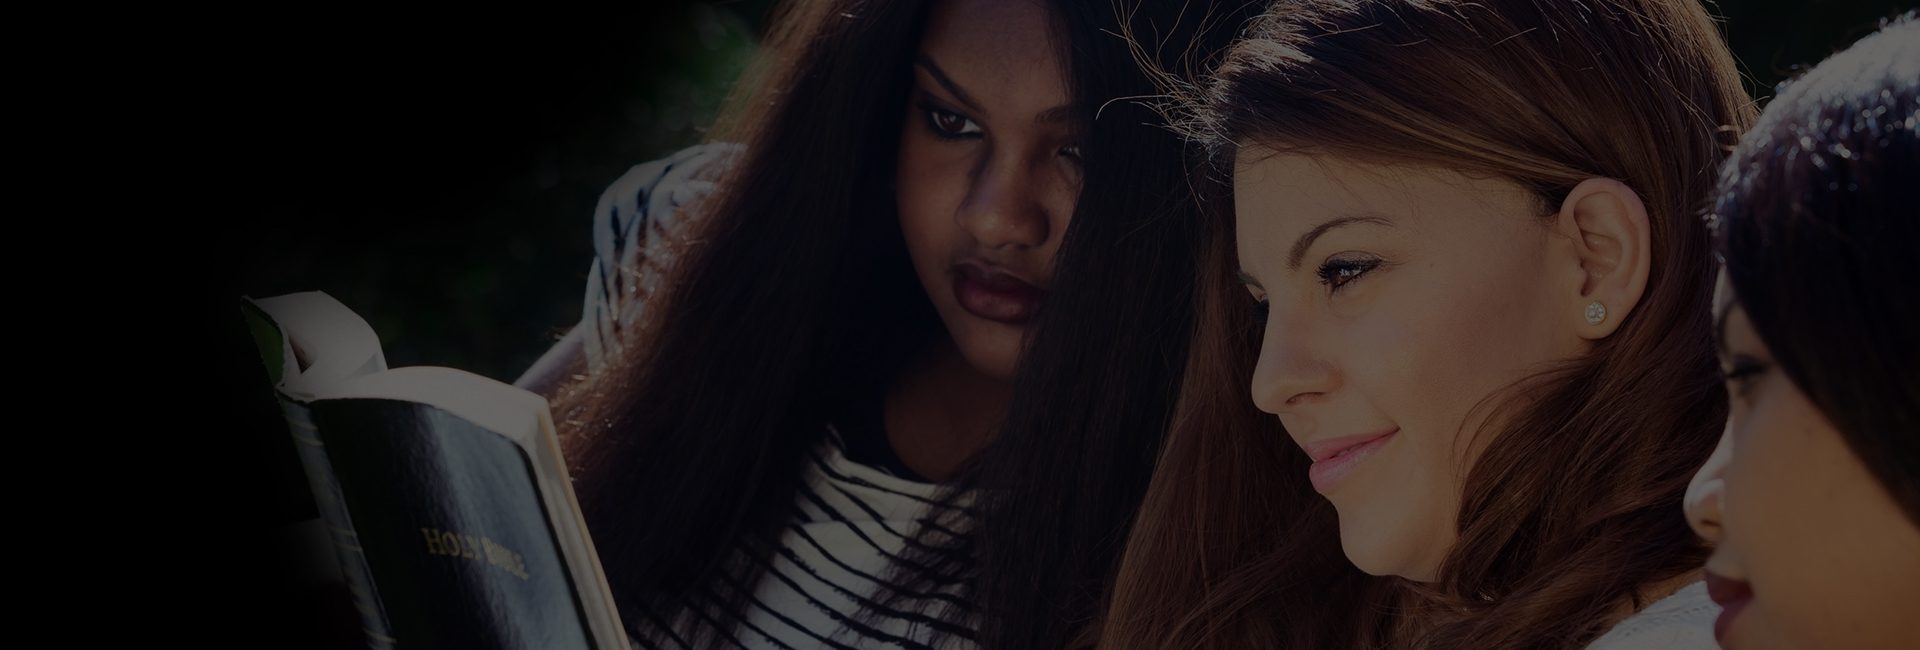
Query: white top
xmin=1585 ymin=581 xmax=1719 ymax=650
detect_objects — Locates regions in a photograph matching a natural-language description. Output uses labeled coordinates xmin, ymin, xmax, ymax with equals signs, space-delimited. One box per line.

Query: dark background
xmin=204 ymin=0 xmax=1915 ymax=644
xmin=214 ymin=0 xmax=1914 ymax=383
xmin=213 ymin=2 xmax=776 ymax=383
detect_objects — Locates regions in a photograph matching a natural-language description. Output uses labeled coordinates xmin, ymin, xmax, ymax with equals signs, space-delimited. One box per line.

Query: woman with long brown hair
xmin=1102 ymin=1 xmax=1755 ymax=647
xmin=513 ymin=0 xmax=1251 ymax=647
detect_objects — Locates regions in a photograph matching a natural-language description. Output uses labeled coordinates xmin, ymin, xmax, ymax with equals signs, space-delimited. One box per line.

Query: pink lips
xmin=1302 ymin=429 xmax=1398 ymax=493
xmin=1705 ymin=571 xmax=1752 ymax=645
xmin=952 ymin=261 xmax=1045 ymax=325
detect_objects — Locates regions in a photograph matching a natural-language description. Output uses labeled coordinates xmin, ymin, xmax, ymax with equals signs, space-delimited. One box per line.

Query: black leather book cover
xmin=309 ymin=398 xmax=597 ymax=650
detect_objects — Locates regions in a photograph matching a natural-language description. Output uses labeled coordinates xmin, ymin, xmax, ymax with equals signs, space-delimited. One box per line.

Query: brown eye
xmin=922 ymin=105 xmax=982 ymax=139
xmin=934 ymin=111 xmax=965 ymax=133
xmin=1316 ymin=257 xmax=1382 ymax=293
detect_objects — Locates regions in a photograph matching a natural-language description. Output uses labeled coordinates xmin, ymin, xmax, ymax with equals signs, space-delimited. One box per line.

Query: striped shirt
xmin=579 ymin=145 xmax=979 ymax=649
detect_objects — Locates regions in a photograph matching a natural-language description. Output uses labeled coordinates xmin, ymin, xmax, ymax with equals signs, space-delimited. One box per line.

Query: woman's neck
xmin=881 ymin=338 xmax=1011 ymax=482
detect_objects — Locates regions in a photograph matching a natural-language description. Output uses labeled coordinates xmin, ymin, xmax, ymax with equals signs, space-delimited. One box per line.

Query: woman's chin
xmin=945 ymin=319 xmax=1026 ymax=381
xmin=1337 ymin=515 xmax=1443 ymax=581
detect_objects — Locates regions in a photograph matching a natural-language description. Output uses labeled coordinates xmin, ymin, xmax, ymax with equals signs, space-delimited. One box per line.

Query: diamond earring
xmin=1585 ymin=301 xmax=1608 ymax=325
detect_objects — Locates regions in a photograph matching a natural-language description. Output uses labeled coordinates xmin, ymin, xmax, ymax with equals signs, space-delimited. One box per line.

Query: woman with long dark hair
xmin=1101 ymin=1 xmax=1755 ymax=647
xmin=515 ymin=1 xmax=1251 ymax=647
xmin=1683 ymin=15 xmax=1920 ymax=649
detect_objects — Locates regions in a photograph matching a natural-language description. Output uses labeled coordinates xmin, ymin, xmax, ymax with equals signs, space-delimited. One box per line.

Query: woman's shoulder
xmin=1585 ymin=580 xmax=1719 ymax=650
xmin=590 ymin=142 xmax=743 ymax=261
xmin=580 ymin=142 xmax=744 ymax=371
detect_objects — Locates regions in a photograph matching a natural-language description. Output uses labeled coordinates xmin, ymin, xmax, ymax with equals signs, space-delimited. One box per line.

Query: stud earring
xmin=1584 ymin=301 xmax=1608 ymax=325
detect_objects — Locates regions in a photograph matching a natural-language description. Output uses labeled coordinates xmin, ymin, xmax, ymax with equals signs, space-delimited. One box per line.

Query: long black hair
xmin=552 ymin=0 xmax=1259 ymax=645
xmin=891 ymin=1 xmax=1260 ymax=647
xmin=1713 ymin=12 xmax=1920 ymax=525
xmin=552 ymin=0 xmax=937 ymax=642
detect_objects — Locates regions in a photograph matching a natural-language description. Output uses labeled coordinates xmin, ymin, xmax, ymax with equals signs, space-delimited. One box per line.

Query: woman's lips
xmin=1302 ymin=429 xmax=1398 ymax=493
xmin=1705 ymin=571 xmax=1753 ymax=645
xmin=952 ymin=261 xmax=1044 ymax=325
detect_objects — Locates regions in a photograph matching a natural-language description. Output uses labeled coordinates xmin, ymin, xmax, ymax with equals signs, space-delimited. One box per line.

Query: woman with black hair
xmin=515 ymin=1 xmax=1251 ymax=647
xmin=1685 ymin=14 xmax=1920 ymax=650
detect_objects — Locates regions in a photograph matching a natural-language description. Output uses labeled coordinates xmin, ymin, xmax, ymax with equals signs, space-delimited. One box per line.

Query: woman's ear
xmin=1553 ymin=177 xmax=1653 ymax=339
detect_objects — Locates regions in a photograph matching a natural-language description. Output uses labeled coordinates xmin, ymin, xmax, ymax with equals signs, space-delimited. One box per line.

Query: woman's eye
xmin=1061 ymin=144 xmax=1083 ymax=162
xmin=924 ymin=105 xmax=982 ymax=138
xmin=1316 ymin=257 xmax=1382 ymax=293
xmin=1723 ymin=355 xmax=1771 ymax=398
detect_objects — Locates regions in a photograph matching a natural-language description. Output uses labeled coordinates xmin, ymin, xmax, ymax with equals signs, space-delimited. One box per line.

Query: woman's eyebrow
xmin=915 ymin=55 xmax=980 ymax=113
xmin=1289 ymin=214 xmax=1393 ymax=271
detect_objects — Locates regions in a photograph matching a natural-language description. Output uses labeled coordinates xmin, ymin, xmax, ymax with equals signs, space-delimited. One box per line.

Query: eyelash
xmin=1724 ymin=355 xmax=1770 ymax=397
xmin=1249 ymin=257 xmax=1382 ymax=324
xmin=920 ymin=103 xmax=982 ymax=140
xmin=919 ymin=102 xmax=1084 ymax=162
xmin=1317 ymin=257 xmax=1382 ymax=293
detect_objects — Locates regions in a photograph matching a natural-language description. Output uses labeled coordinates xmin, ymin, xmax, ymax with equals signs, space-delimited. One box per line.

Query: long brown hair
xmin=1103 ymin=1 xmax=1756 ymax=648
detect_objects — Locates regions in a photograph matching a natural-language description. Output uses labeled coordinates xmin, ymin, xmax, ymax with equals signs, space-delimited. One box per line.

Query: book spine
xmin=279 ymin=399 xmax=399 ymax=649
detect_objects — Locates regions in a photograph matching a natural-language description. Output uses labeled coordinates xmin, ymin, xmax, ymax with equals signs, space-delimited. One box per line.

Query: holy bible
xmin=243 ymin=291 xmax=626 ymax=649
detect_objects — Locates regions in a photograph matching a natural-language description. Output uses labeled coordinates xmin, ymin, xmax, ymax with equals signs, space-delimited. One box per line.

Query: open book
xmin=244 ymin=291 xmax=627 ymax=649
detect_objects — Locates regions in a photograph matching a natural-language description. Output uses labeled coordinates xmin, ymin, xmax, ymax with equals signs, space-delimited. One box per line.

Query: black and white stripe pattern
xmin=628 ymin=430 xmax=978 ymax=649
xmin=580 ymin=143 xmax=741 ymax=376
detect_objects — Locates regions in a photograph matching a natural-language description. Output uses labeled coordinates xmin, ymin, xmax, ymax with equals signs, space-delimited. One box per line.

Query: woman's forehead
xmin=917 ymin=0 xmax=1070 ymax=114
